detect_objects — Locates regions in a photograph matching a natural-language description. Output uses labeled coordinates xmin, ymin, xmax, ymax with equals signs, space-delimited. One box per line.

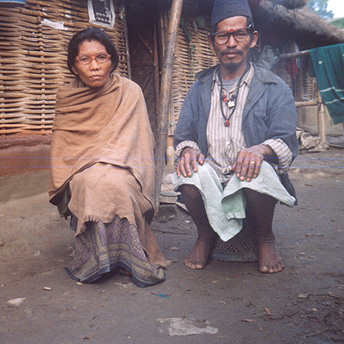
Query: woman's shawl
xmin=49 ymin=73 xmax=155 ymax=214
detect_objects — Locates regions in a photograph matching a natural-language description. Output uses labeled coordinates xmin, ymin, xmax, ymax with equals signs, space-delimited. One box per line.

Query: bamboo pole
xmin=154 ymin=0 xmax=183 ymax=211
xmin=153 ymin=23 xmax=160 ymax=118
xmin=121 ymin=0 xmax=131 ymax=80
xmin=295 ymin=100 xmax=317 ymax=107
xmin=317 ymin=90 xmax=326 ymax=143
xmin=279 ymin=50 xmax=310 ymax=59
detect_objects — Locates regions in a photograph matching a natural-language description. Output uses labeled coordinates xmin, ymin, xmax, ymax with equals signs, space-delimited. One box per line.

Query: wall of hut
xmin=166 ymin=0 xmax=218 ymax=160
xmin=0 ymin=0 xmax=128 ymax=137
xmin=0 ymin=0 xmax=128 ymax=175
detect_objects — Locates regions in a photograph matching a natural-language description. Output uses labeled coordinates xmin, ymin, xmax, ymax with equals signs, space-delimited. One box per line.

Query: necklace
xmin=219 ymin=63 xmax=250 ymax=127
xmin=221 ymin=93 xmax=236 ymax=126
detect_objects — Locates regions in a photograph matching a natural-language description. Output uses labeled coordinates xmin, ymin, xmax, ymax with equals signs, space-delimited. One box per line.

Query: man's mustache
xmin=220 ymin=49 xmax=243 ymax=57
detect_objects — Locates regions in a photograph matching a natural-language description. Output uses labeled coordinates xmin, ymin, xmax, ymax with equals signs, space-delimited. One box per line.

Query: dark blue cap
xmin=211 ymin=0 xmax=253 ymax=29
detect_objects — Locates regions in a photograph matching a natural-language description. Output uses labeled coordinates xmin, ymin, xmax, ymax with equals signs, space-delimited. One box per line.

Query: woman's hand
xmin=232 ymin=144 xmax=275 ymax=182
xmin=176 ymin=148 xmax=205 ymax=178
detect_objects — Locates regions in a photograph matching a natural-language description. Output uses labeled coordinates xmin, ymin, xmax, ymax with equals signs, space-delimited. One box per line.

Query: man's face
xmin=208 ymin=16 xmax=258 ymax=76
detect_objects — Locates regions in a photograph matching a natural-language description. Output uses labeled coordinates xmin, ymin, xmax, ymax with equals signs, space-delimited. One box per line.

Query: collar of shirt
xmin=211 ymin=62 xmax=254 ymax=92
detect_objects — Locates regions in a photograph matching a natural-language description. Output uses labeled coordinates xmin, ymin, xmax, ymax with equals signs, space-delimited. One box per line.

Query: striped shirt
xmin=175 ymin=64 xmax=292 ymax=183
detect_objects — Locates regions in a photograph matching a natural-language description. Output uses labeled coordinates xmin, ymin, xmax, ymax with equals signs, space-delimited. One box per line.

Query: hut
xmin=164 ymin=0 xmax=344 ymax=157
xmin=127 ymin=0 xmax=344 ymax=170
xmin=253 ymin=0 xmax=344 ymax=143
xmin=0 ymin=0 xmax=343 ymax=197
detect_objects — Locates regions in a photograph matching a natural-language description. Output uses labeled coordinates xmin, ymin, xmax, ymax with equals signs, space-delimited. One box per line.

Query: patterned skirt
xmin=65 ymin=215 xmax=165 ymax=287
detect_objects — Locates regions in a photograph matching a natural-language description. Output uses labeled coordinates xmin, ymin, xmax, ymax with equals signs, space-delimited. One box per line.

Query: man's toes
xmin=259 ymin=262 xmax=284 ymax=273
xmin=259 ymin=264 xmax=269 ymax=273
xmin=194 ymin=263 xmax=205 ymax=270
xmin=268 ymin=265 xmax=279 ymax=273
xmin=184 ymin=259 xmax=194 ymax=269
xmin=268 ymin=263 xmax=284 ymax=273
xmin=184 ymin=258 xmax=205 ymax=270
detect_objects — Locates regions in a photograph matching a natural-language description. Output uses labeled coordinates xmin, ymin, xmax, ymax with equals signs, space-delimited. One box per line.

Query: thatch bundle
xmin=268 ymin=0 xmax=308 ymax=10
xmin=253 ymin=0 xmax=344 ymax=50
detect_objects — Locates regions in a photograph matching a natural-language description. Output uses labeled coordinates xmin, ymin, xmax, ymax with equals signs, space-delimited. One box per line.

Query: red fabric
xmin=286 ymin=59 xmax=298 ymax=80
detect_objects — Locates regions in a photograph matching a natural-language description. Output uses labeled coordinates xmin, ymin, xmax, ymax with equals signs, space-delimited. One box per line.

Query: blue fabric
xmin=310 ymin=43 xmax=344 ymax=125
xmin=211 ymin=0 xmax=252 ymax=28
xmin=174 ymin=64 xmax=298 ymax=159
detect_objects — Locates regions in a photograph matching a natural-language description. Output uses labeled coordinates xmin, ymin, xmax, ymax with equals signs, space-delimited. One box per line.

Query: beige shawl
xmin=49 ymin=73 xmax=155 ymax=216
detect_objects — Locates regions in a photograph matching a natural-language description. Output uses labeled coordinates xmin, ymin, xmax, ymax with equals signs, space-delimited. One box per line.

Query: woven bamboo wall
xmin=274 ymin=57 xmax=317 ymax=102
xmin=0 ymin=0 xmax=128 ymax=136
xmin=170 ymin=16 xmax=218 ymax=135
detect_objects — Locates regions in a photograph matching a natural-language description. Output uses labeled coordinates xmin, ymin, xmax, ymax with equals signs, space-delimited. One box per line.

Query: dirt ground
xmin=0 ymin=147 xmax=343 ymax=344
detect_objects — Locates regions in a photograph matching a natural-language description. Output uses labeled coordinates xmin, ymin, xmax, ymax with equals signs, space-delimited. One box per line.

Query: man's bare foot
xmin=184 ymin=238 xmax=214 ymax=270
xmin=257 ymin=242 xmax=284 ymax=274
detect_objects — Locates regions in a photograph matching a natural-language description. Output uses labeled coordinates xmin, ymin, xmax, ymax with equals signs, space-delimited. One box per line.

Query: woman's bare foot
xmin=257 ymin=241 xmax=284 ymax=273
xmin=184 ymin=236 xmax=215 ymax=270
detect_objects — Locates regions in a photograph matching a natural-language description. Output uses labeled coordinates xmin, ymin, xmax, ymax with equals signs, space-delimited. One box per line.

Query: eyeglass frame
xmin=75 ymin=53 xmax=111 ymax=65
xmin=209 ymin=23 xmax=255 ymax=45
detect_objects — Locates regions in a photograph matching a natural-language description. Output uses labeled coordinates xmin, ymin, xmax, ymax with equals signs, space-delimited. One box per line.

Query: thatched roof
xmin=267 ymin=0 xmax=307 ymax=10
xmin=251 ymin=0 xmax=344 ymax=50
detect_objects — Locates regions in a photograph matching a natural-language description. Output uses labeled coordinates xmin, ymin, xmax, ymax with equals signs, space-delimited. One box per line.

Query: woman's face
xmin=72 ymin=39 xmax=113 ymax=88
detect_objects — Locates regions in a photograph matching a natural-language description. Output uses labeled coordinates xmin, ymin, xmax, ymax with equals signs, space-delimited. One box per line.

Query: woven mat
xmin=211 ymin=220 xmax=257 ymax=262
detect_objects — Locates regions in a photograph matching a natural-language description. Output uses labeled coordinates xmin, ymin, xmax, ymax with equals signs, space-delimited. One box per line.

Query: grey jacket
xmin=173 ymin=64 xmax=298 ymax=198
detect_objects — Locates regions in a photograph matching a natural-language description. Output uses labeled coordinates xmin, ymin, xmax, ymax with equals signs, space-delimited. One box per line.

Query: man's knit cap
xmin=211 ymin=0 xmax=253 ymax=29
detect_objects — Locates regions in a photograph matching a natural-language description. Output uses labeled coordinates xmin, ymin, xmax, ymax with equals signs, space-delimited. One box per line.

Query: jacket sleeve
xmin=243 ymin=74 xmax=298 ymax=160
xmin=173 ymin=82 xmax=200 ymax=149
xmin=265 ymin=79 xmax=298 ymax=159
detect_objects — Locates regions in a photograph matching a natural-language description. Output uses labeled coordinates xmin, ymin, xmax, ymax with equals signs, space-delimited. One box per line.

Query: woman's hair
xmin=67 ymin=27 xmax=119 ymax=75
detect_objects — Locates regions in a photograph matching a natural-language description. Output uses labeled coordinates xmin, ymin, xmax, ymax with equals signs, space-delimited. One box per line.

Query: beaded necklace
xmin=219 ymin=63 xmax=250 ymax=127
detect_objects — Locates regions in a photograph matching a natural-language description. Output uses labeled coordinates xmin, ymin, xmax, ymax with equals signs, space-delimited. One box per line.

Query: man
xmin=172 ymin=0 xmax=298 ymax=274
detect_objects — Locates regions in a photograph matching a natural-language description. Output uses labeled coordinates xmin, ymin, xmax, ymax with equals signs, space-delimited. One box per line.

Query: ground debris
xmin=151 ymin=292 xmax=170 ymax=299
xmin=157 ymin=317 xmax=219 ymax=336
xmin=297 ymin=293 xmax=310 ymax=299
xmin=0 ymin=280 xmax=10 ymax=287
xmin=264 ymin=307 xmax=271 ymax=316
xmin=6 ymin=298 xmax=26 ymax=307
xmin=303 ymin=328 xmax=330 ymax=338
xmin=242 ymin=319 xmax=263 ymax=330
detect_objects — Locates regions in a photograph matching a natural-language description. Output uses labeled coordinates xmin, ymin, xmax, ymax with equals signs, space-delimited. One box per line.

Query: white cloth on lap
xmin=171 ymin=161 xmax=295 ymax=242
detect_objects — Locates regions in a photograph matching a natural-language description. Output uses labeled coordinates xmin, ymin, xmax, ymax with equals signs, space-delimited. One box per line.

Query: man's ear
xmin=72 ymin=65 xmax=78 ymax=75
xmin=208 ymin=34 xmax=215 ymax=51
xmin=250 ymin=31 xmax=259 ymax=49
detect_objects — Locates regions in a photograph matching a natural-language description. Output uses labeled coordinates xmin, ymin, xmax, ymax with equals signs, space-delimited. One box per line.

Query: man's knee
xmin=179 ymin=184 xmax=201 ymax=201
xmin=243 ymin=188 xmax=277 ymax=205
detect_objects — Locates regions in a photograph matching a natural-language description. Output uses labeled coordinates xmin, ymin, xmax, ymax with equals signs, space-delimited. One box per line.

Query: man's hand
xmin=232 ymin=144 xmax=275 ymax=182
xmin=177 ymin=147 xmax=205 ymax=178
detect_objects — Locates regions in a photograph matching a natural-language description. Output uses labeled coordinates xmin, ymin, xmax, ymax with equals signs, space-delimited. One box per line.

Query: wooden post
xmin=317 ymin=90 xmax=326 ymax=143
xmin=121 ymin=0 xmax=132 ymax=80
xmin=153 ymin=24 xmax=160 ymax=117
xmin=154 ymin=0 xmax=183 ymax=211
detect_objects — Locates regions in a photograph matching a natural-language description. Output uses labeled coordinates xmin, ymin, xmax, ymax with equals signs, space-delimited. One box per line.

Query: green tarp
xmin=310 ymin=43 xmax=344 ymax=125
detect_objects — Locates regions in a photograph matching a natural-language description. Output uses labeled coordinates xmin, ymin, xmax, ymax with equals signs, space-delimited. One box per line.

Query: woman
xmin=49 ymin=28 xmax=166 ymax=287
